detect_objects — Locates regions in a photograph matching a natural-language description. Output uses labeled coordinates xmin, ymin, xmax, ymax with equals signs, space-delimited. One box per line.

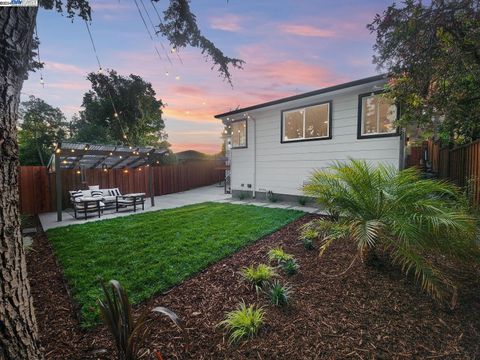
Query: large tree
xmin=0 ymin=2 xmax=243 ymax=359
xmin=18 ymin=96 xmax=68 ymax=166
xmin=72 ymin=70 xmax=167 ymax=147
xmin=368 ymin=0 xmax=480 ymax=143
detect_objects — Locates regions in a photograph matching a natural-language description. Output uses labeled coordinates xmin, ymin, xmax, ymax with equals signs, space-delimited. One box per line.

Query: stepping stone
xmin=22 ymin=227 xmax=37 ymax=235
xmin=23 ymin=236 xmax=33 ymax=249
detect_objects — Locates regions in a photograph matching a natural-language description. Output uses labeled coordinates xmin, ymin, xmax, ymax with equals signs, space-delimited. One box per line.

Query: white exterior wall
xmin=229 ymin=80 xmax=402 ymax=196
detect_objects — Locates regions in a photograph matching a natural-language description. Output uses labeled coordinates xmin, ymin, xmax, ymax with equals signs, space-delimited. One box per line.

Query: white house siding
xmin=229 ymin=79 xmax=402 ymax=196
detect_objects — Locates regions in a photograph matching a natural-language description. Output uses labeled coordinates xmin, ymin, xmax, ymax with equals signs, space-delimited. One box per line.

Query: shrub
xmin=298 ymin=196 xmax=308 ymax=206
xmin=302 ymin=238 xmax=314 ymax=250
xmin=241 ymin=264 xmax=276 ymax=292
xmin=268 ymin=247 xmax=293 ymax=264
xmin=266 ymin=190 xmax=278 ymax=203
xmin=238 ymin=191 xmax=248 ymax=200
xmin=281 ymin=259 xmax=299 ymax=276
xmin=219 ymin=302 xmax=264 ymax=343
xmin=98 ymin=279 xmax=183 ymax=360
xmin=269 ymin=280 xmax=291 ymax=306
xmin=303 ymin=158 xmax=478 ymax=303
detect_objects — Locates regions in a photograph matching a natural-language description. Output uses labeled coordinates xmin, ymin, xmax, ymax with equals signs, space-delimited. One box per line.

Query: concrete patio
xmin=39 ymin=184 xmax=325 ymax=231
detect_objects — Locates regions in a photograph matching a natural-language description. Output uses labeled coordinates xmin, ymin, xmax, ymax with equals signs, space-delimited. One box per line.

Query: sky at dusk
xmin=22 ymin=0 xmax=393 ymax=154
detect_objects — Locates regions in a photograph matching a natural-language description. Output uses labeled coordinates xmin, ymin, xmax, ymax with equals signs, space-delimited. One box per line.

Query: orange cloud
xmin=210 ymin=14 xmax=243 ymax=32
xmin=279 ymin=24 xmax=336 ymax=38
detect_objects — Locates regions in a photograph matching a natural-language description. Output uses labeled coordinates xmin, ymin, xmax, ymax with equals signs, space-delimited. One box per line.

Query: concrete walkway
xmin=39 ymin=185 xmax=325 ymax=231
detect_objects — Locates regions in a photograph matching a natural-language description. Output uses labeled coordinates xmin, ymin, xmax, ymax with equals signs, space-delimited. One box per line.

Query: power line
xmin=149 ymin=0 xmax=184 ymax=65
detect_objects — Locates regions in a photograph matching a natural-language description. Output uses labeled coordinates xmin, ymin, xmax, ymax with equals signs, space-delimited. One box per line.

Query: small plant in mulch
xmin=268 ymin=280 xmax=291 ymax=306
xmin=266 ymin=190 xmax=279 ymax=203
xmin=97 ymin=279 xmax=183 ymax=360
xmin=298 ymin=196 xmax=309 ymax=206
xmin=302 ymin=238 xmax=315 ymax=250
xmin=267 ymin=247 xmax=293 ymax=264
xmin=218 ymin=302 xmax=264 ymax=343
xmin=281 ymin=259 xmax=299 ymax=276
xmin=241 ymin=264 xmax=276 ymax=292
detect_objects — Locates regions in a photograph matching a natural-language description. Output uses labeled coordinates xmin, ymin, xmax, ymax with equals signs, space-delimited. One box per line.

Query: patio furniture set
xmin=69 ymin=186 xmax=145 ymax=220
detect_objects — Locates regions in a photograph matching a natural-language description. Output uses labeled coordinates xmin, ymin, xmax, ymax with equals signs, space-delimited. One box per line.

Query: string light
xmin=71 ymin=149 xmax=75 ymax=153
xmin=35 ymin=25 xmax=45 ymax=88
xmin=175 ymin=75 xmax=180 ymax=80
xmin=134 ymin=0 xmax=172 ymax=76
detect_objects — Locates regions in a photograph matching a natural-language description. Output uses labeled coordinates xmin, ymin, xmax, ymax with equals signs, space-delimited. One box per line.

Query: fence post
xmin=55 ymin=154 xmax=62 ymax=221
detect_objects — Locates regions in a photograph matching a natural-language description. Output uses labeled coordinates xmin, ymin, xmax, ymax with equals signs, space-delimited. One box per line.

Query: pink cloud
xmin=279 ymin=24 xmax=336 ymax=38
xmin=210 ymin=14 xmax=243 ymax=32
xmin=46 ymin=81 xmax=89 ymax=91
xmin=44 ymin=61 xmax=88 ymax=76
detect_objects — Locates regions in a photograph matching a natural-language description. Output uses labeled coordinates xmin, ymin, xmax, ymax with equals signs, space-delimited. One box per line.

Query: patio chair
xmin=69 ymin=190 xmax=105 ymax=220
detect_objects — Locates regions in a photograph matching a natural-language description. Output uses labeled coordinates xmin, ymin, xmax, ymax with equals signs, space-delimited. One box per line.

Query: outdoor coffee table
xmin=116 ymin=193 xmax=146 ymax=212
xmin=77 ymin=197 xmax=103 ymax=220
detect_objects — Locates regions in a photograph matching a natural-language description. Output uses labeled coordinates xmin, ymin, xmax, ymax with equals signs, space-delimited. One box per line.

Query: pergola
xmin=49 ymin=142 xmax=168 ymax=221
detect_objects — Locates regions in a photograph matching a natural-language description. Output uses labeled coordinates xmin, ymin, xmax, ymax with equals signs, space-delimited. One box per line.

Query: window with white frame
xmin=282 ymin=102 xmax=331 ymax=142
xmin=231 ymin=119 xmax=247 ymax=148
xmin=359 ymin=93 xmax=397 ymax=137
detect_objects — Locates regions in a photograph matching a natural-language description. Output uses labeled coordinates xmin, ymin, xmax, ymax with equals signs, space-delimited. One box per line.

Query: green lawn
xmin=47 ymin=202 xmax=303 ymax=327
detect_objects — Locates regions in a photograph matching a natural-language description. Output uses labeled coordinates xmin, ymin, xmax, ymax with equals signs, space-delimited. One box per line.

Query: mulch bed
xmin=27 ymin=214 xmax=480 ymax=359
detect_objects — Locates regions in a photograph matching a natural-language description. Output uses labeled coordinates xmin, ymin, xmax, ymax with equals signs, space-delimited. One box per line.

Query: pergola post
xmin=149 ymin=165 xmax=155 ymax=207
xmin=55 ymin=153 xmax=62 ymax=221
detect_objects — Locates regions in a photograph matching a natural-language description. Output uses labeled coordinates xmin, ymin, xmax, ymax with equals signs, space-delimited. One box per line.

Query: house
xmin=214 ymin=74 xmax=404 ymax=201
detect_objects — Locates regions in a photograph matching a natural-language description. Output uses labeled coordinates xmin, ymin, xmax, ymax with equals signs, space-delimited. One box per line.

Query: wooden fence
xmin=19 ymin=160 xmax=225 ymax=215
xmin=422 ymin=139 xmax=480 ymax=206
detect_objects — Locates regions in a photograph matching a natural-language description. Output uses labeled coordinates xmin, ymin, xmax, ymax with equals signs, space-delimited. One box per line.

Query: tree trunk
xmin=0 ymin=7 xmax=43 ymax=360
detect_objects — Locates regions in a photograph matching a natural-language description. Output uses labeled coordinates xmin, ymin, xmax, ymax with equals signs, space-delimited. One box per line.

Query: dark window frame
xmin=280 ymin=100 xmax=333 ymax=144
xmin=357 ymin=90 xmax=400 ymax=139
xmin=230 ymin=118 xmax=248 ymax=149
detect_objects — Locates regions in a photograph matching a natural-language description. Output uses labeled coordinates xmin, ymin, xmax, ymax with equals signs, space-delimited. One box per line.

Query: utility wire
xmin=149 ymin=0 xmax=184 ymax=65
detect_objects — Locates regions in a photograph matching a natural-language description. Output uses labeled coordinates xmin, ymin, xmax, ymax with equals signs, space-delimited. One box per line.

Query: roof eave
xmin=214 ymin=74 xmax=388 ymax=119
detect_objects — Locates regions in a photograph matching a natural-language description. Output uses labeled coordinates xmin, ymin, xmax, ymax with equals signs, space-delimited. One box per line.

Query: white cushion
xmin=102 ymin=195 xmax=117 ymax=202
xmin=91 ymin=190 xmax=104 ymax=198
xmin=109 ymin=188 xmax=121 ymax=196
xmin=81 ymin=190 xmax=91 ymax=197
xmin=88 ymin=185 xmax=100 ymax=190
xmin=101 ymin=189 xmax=110 ymax=196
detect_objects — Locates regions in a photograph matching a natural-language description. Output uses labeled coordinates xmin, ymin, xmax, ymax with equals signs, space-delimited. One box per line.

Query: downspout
xmin=399 ymin=128 xmax=406 ymax=170
xmin=252 ymin=115 xmax=257 ymax=198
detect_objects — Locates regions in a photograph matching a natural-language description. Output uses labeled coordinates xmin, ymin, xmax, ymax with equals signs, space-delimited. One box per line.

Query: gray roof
xmin=49 ymin=142 xmax=168 ymax=170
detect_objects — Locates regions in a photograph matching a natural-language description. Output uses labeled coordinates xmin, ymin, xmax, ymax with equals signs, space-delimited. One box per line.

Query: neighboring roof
xmin=175 ymin=150 xmax=227 ymax=162
xmin=175 ymin=150 xmax=210 ymax=161
xmin=49 ymin=142 xmax=168 ymax=171
xmin=214 ymin=74 xmax=387 ymax=119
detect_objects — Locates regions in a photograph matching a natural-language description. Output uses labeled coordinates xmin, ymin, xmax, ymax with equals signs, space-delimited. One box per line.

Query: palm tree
xmin=303 ymin=159 xmax=478 ymax=303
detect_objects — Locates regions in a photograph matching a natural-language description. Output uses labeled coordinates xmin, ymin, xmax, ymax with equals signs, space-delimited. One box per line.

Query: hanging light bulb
xmin=165 ymin=71 xmax=169 ymax=76
xmin=97 ymin=67 xmax=103 ymax=74
xmin=40 ymin=76 xmax=45 ymax=87
xmin=175 ymin=75 xmax=180 ymax=80
xmin=171 ymin=47 xmax=176 ymax=53
xmin=114 ymin=112 xmax=119 ymax=118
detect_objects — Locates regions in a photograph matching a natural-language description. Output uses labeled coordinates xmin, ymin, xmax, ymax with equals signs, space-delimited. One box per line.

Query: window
xmin=282 ymin=101 xmax=331 ymax=142
xmin=358 ymin=92 xmax=398 ymax=138
xmin=231 ymin=119 xmax=247 ymax=148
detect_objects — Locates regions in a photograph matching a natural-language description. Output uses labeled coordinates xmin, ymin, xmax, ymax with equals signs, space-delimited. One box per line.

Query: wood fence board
xmin=18 ymin=160 xmax=225 ymax=214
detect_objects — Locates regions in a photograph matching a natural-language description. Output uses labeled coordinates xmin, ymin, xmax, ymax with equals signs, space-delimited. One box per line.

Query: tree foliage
xmin=368 ymin=0 xmax=480 ymax=143
xmin=157 ymin=0 xmax=245 ymax=84
xmin=18 ymin=96 xmax=68 ymax=166
xmin=71 ymin=69 xmax=168 ymax=147
xmin=303 ymin=159 xmax=478 ymax=305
